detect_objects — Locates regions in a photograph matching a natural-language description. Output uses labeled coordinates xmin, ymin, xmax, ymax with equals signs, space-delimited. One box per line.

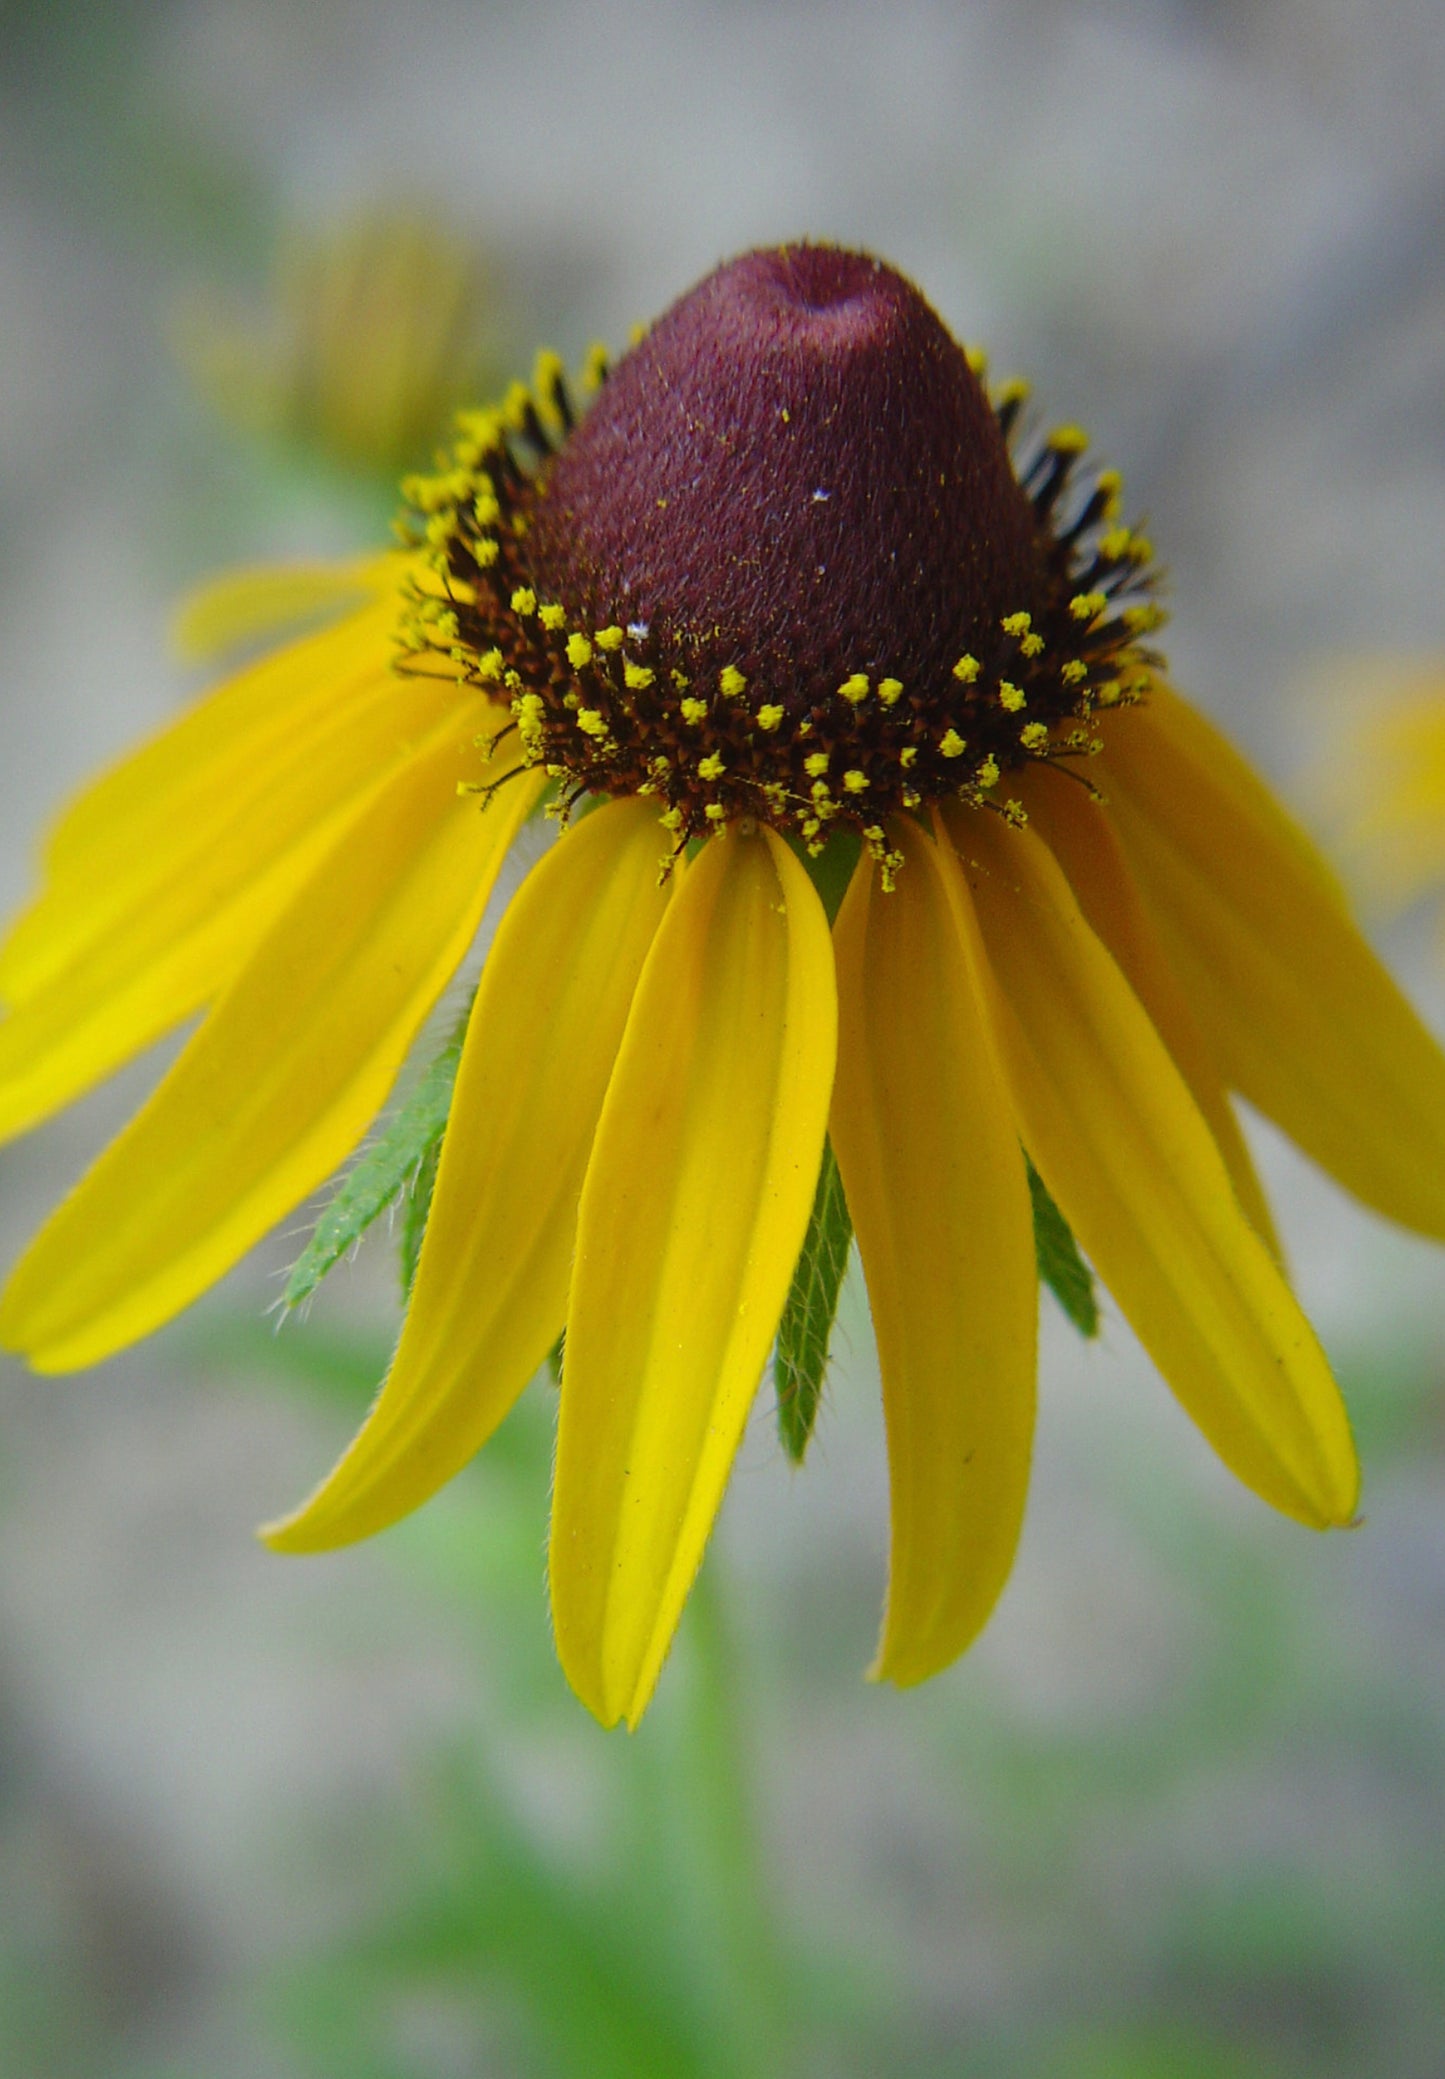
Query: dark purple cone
xmin=522 ymin=245 xmax=1042 ymax=705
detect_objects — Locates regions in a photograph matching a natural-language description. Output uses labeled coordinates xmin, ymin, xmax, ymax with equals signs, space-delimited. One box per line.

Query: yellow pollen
xmin=843 ymin=769 xmax=869 ymax=794
xmin=1047 ymin=423 xmax=1090 ymax=454
xmin=1003 ymin=798 xmax=1028 ymax=827
xmin=811 ymin=778 xmax=833 ymax=803
xmin=681 ymin=696 xmax=709 ymax=725
xmin=624 ymin=660 xmax=655 ymax=691
xmin=1061 ymin=659 xmax=1088 ymax=685
xmin=720 ymin=664 xmax=748 ymax=699
xmin=838 ymin=672 xmax=870 ymax=704
xmin=576 ymin=707 xmax=609 ymax=738
xmin=1099 ymin=527 xmax=1134 ymax=560
xmin=502 ymin=380 xmax=532 ymax=430
xmin=899 ymin=746 xmax=918 ymax=768
xmin=1070 ymin=591 xmax=1108 ymax=622
xmin=474 ymin=539 xmax=500 ymax=568
xmin=582 ymin=341 xmax=610 ymax=391
xmin=804 ymin=751 xmax=830 ymax=778
xmin=476 ymin=648 xmax=504 ymax=681
xmin=704 ymin=803 xmax=727 ymax=823
xmin=538 ymin=603 xmax=567 ymax=632
xmin=595 ymin=625 xmax=625 ymax=652
xmin=1020 ymin=633 xmax=1045 ymax=657
xmin=976 ymin=754 xmax=1000 ymax=789
xmin=698 ymin=752 xmax=726 ymax=780
xmin=660 ymin=806 xmax=685 ymax=831
xmin=566 ymin=632 xmax=594 ymax=669
xmin=1020 ymin=721 xmax=1050 ymax=751
xmin=1001 ymin=611 xmax=1032 ymax=637
xmin=952 ymin=654 xmax=980 ymax=684
xmin=995 ymin=376 xmax=1030 ymax=408
xmin=939 ymin=728 xmax=967 ymax=758
xmin=878 ymin=677 xmax=903 ymax=706
xmin=510 ymin=586 xmax=537 ymax=617
xmin=756 ymin=703 xmax=785 ymax=732
xmin=998 ymin=682 xmax=1026 ymax=712
xmin=1124 ymin=603 xmax=1164 ymax=633
xmin=473 ymin=493 xmax=501 ymax=528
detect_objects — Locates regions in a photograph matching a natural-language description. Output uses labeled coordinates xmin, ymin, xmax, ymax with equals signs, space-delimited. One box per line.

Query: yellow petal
xmin=944 ymin=805 xmax=1358 ymax=1530
xmin=170 ymin=554 xmax=395 ymax=665
xmin=0 ymin=712 xmax=540 ymax=1372
xmin=264 ymin=798 xmax=674 ymax=1553
xmin=1101 ymin=687 xmax=1445 ymax=1238
xmin=0 ymin=665 xmax=480 ymax=1141
xmin=830 ymin=817 xmax=1036 ymax=1685
xmin=2 ymin=593 xmax=404 ymax=1004
xmin=1019 ymin=763 xmax=1281 ymax=1259
xmin=551 ymin=826 xmax=836 ymax=1728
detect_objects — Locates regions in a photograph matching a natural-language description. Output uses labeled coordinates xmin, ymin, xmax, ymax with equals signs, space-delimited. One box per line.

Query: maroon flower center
xmin=522 ymin=245 xmax=1043 ymax=714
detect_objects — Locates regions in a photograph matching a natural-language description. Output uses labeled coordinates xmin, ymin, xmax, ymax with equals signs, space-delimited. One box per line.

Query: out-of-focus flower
xmin=173 ymin=206 xmax=500 ymax=475
xmin=6 ymin=246 xmax=1445 ymax=1727
xmin=1312 ymin=665 xmax=1445 ymax=938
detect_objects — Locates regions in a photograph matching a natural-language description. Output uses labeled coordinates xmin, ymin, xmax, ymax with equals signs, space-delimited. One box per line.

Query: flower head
xmin=401 ymin=245 xmax=1155 ymax=874
xmin=5 ymin=245 xmax=1445 ymax=1727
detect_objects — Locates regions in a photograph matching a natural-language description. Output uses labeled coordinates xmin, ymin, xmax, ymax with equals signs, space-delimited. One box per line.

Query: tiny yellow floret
xmin=878 ymin=677 xmax=903 ymax=707
xmin=720 ymin=664 xmax=748 ymax=699
xmin=998 ymin=682 xmax=1026 ymax=713
xmin=595 ymin=625 xmax=625 ymax=652
xmin=681 ymin=696 xmax=709 ymax=726
xmin=576 ymin=707 xmax=609 ymax=739
xmin=566 ymin=632 xmax=595 ymax=669
xmin=1047 ymin=424 xmax=1090 ymax=454
xmin=756 ymin=703 xmax=785 ymax=732
xmin=624 ymin=661 xmax=655 ymax=691
xmin=838 ymin=673 xmax=870 ymax=704
xmin=1020 ymin=721 xmax=1050 ymax=751
xmin=510 ymin=587 xmax=537 ymax=617
xmin=1069 ymin=591 xmax=1108 ymax=622
xmin=952 ymin=654 xmax=980 ymax=684
xmin=939 ymin=729 xmax=967 ymax=758
xmin=843 ymin=769 xmax=869 ymax=794
xmin=538 ymin=603 xmax=567 ymax=632
xmin=804 ymin=751 xmax=831 ymax=778
xmin=1001 ymin=612 xmax=1032 ymax=638
xmin=698 ymin=752 xmax=726 ymax=781
xmin=976 ymin=754 xmax=1000 ymax=788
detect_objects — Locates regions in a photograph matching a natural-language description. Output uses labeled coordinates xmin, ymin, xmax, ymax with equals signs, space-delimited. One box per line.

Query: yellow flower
xmin=1313 ymin=664 xmax=1445 ymax=931
xmin=172 ymin=205 xmax=500 ymax=475
xmin=6 ymin=245 xmax=1445 ymax=1728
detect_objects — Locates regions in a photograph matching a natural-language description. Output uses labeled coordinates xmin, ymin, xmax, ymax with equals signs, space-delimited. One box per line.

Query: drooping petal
xmin=265 ymin=798 xmax=674 ymax=1554
xmin=944 ymin=805 xmax=1358 ymax=1531
xmin=2 ymin=593 xmax=404 ymax=1004
xmin=0 ymin=710 xmax=540 ymax=1373
xmin=1019 ymin=763 xmax=1281 ymax=1258
xmin=1099 ymin=687 xmax=1445 ymax=1238
xmin=551 ymin=826 xmax=837 ymax=1728
xmin=829 ymin=816 xmax=1036 ymax=1686
xmin=0 ymin=665 xmax=482 ymax=1141
xmin=170 ymin=555 xmax=395 ymax=665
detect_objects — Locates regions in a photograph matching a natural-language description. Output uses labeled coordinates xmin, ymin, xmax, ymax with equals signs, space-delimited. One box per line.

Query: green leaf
xmin=1027 ymin=1156 xmax=1099 ymax=1338
xmin=774 ymin=1138 xmax=852 ymax=1463
xmin=283 ymin=1006 xmax=468 ymax=1310
xmin=399 ymin=1137 xmax=442 ymax=1301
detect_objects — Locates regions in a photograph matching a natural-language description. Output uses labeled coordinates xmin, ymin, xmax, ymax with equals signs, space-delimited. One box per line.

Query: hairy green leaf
xmin=283 ymin=1008 xmax=467 ymax=1309
xmin=1027 ymin=1156 xmax=1099 ymax=1337
xmin=775 ymin=1138 xmax=852 ymax=1463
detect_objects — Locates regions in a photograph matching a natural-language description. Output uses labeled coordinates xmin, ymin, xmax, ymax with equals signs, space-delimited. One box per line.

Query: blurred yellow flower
xmin=173 ymin=205 xmax=500 ymax=475
xmin=6 ymin=246 xmax=1445 ymax=1727
xmin=1313 ymin=664 xmax=1445 ymax=936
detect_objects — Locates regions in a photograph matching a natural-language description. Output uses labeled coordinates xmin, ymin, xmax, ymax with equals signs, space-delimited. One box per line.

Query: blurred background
xmin=1 ymin=1 xmax=1444 ymax=2072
